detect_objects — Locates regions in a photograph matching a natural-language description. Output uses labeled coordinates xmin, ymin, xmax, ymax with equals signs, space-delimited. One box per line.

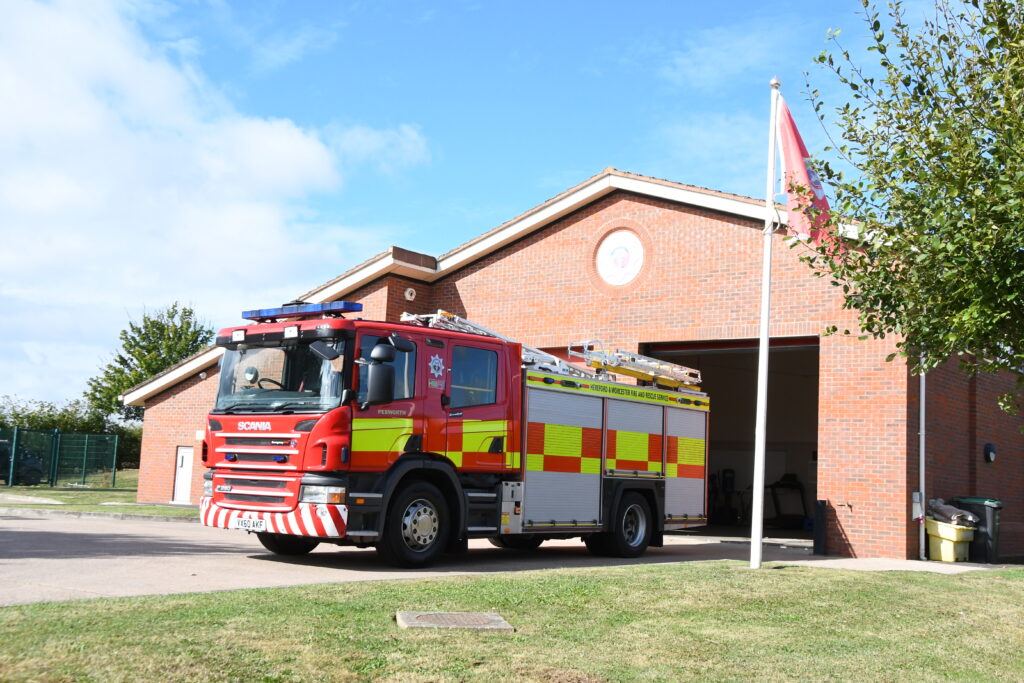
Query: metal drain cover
xmin=396 ymin=611 xmax=514 ymax=632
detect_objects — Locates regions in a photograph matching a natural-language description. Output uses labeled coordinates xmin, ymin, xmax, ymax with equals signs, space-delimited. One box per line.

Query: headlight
xmin=202 ymin=480 xmax=213 ymax=497
xmin=300 ymin=485 xmax=345 ymax=504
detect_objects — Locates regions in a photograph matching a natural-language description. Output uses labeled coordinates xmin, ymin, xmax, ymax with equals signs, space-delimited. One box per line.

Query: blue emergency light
xmin=241 ymin=301 xmax=363 ymax=321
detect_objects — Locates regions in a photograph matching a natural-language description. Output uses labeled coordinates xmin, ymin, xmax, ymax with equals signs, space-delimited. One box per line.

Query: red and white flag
xmin=776 ymin=95 xmax=830 ymax=242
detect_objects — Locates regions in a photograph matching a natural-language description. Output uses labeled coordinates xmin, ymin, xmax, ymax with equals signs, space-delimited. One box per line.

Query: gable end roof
xmin=123 ymin=168 xmax=787 ymax=404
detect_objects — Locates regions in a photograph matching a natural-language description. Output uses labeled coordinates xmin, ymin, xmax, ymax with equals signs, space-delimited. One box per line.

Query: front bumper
xmin=200 ymin=497 xmax=348 ymax=538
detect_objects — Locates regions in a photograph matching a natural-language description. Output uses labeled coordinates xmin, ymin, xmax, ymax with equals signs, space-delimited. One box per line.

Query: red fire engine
xmin=200 ymin=302 xmax=709 ymax=567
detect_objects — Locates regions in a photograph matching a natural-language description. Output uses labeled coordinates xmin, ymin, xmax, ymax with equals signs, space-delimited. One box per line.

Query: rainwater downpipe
xmin=918 ymin=359 xmax=927 ymax=561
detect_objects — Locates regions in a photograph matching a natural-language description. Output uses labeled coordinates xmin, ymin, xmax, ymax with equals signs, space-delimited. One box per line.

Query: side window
xmin=356 ymin=335 xmax=417 ymax=403
xmin=451 ymin=346 xmax=498 ymax=408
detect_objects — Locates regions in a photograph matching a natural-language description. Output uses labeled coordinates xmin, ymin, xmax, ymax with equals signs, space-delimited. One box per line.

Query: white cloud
xmin=327 ymin=123 xmax=431 ymax=175
xmin=653 ymin=112 xmax=766 ymax=198
xmin=200 ymin=1 xmax=342 ymax=74
xmin=251 ymin=25 xmax=339 ymax=73
xmin=0 ymin=0 xmax=426 ymax=403
xmin=660 ymin=25 xmax=784 ymax=93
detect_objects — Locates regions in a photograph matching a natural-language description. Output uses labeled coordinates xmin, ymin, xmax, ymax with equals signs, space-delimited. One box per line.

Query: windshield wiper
xmin=214 ymin=402 xmax=277 ymax=413
xmin=271 ymin=401 xmax=329 ymax=414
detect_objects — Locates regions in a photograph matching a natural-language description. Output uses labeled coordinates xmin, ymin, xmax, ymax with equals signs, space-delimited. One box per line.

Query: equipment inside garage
xmin=644 ymin=339 xmax=819 ymax=538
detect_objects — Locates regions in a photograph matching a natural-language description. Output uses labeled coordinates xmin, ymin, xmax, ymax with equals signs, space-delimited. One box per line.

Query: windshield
xmin=213 ymin=341 xmax=346 ymax=414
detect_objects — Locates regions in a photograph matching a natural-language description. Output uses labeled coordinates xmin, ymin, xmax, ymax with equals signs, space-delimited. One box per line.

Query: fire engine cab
xmin=200 ymin=302 xmax=709 ymax=567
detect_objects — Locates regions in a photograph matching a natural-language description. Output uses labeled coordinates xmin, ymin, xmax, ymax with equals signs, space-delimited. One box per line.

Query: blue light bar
xmin=241 ymin=301 xmax=363 ymax=321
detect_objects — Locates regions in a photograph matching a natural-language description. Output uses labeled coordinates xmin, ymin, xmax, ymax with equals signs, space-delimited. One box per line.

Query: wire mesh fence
xmin=1 ymin=427 xmax=122 ymax=488
xmin=54 ymin=433 xmax=120 ymax=488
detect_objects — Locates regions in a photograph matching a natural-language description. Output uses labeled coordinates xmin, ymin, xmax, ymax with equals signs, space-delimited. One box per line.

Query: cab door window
xmin=450 ymin=345 xmax=498 ymax=408
xmin=356 ymin=334 xmax=417 ymax=403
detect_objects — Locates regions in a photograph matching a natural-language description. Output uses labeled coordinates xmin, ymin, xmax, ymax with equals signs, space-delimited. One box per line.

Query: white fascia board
xmin=306 ymin=254 xmax=395 ymax=304
xmin=306 ymin=255 xmax=437 ymax=303
xmin=121 ymin=347 xmax=224 ymax=407
xmin=609 ymin=175 xmax=790 ymax=226
xmin=436 ymin=175 xmax=617 ymax=273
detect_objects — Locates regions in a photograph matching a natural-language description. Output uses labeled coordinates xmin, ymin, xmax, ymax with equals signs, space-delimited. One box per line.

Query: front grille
xmin=226 ymin=437 xmax=295 ymax=446
xmin=226 ymin=453 xmax=287 ymax=463
xmin=221 ymin=478 xmax=287 ymax=488
xmin=213 ymin=471 xmax=298 ymax=510
xmin=225 ymin=493 xmax=286 ymax=504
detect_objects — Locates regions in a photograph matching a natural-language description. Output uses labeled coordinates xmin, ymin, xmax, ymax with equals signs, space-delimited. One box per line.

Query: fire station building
xmin=124 ymin=168 xmax=1024 ymax=560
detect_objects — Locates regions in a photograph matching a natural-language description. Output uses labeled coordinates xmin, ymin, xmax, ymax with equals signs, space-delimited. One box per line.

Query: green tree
xmin=86 ymin=303 xmax=214 ymax=421
xmin=0 ymin=396 xmax=108 ymax=434
xmin=803 ymin=0 xmax=1024 ymax=409
xmin=0 ymin=396 xmax=142 ymax=468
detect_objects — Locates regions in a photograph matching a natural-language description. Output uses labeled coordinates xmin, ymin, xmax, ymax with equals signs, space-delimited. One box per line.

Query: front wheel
xmin=377 ymin=481 xmax=450 ymax=568
xmin=257 ymin=532 xmax=320 ymax=556
xmin=606 ymin=492 xmax=652 ymax=558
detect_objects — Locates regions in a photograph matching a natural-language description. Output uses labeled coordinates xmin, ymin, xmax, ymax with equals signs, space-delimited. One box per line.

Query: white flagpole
xmin=750 ymin=77 xmax=781 ymax=569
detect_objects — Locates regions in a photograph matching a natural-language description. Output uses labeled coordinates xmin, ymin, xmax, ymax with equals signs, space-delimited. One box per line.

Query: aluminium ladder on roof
xmin=399 ymin=310 xmax=592 ymax=379
xmin=567 ymin=340 xmax=702 ymax=390
xmin=400 ymin=310 xmax=702 ymax=390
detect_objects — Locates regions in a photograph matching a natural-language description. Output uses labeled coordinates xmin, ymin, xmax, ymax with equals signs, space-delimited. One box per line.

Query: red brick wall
xmin=429 ymin=191 xmax=911 ymax=557
xmin=342 ymin=279 xmax=390 ymax=321
xmin=910 ymin=361 xmax=1024 ymax=558
xmin=385 ymin=276 xmax=435 ymax=320
xmin=816 ymin=334 xmax=908 ymax=558
xmin=137 ymin=367 xmax=219 ymax=504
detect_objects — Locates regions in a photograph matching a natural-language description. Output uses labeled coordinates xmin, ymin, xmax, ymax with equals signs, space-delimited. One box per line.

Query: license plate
xmin=231 ymin=517 xmax=267 ymax=532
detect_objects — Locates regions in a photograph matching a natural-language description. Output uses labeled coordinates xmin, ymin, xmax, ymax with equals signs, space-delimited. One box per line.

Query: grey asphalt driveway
xmin=0 ymin=512 xmax=822 ymax=606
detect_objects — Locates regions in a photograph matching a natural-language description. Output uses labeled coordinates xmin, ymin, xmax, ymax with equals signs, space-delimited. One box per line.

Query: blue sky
xmin=0 ymin=0 xmax=915 ymax=404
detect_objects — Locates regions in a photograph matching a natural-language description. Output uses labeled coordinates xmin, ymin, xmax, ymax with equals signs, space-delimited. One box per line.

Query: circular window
xmin=595 ymin=229 xmax=645 ymax=286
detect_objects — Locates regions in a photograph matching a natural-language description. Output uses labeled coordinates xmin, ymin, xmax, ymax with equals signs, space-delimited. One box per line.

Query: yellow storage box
xmin=926 ymin=517 xmax=974 ymax=562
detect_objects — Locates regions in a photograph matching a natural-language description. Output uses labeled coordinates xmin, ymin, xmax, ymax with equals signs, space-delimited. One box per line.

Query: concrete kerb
xmin=0 ymin=506 xmax=198 ymax=524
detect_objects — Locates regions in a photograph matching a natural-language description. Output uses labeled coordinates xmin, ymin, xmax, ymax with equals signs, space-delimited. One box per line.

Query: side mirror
xmin=366 ymin=363 xmax=395 ymax=405
xmin=389 ymin=333 xmax=415 ymax=353
xmin=309 ymin=340 xmax=340 ymax=361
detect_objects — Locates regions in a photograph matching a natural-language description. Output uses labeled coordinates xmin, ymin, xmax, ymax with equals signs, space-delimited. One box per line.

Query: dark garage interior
xmin=645 ymin=339 xmax=820 ymax=539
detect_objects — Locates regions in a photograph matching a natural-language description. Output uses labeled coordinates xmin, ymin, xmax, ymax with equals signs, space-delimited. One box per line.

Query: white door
xmin=172 ymin=446 xmax=194 ymax=504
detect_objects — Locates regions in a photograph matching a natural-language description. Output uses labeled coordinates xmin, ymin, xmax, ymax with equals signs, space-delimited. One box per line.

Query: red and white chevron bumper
xmin=200 ymin=497 xmax=348 ymax=537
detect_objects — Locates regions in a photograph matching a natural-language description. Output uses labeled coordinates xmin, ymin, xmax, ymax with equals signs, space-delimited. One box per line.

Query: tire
xmin=488 ymin=534 xmax=544 ymax=550
xmin=256 ymin=532 xmax=320 ymax=556
xmin=376 ymin=481 xmax=450 ymax=568
xmin=606 ymin=492 xmax=653 ymax=558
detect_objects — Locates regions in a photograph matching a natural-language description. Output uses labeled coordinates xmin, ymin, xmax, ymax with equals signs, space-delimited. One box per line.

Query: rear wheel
xmin=606 ymin=492 xmax=652 ymax=558
xmin=377 ymin=481 xmax=450 ymax=568
xmin=488 ymin=534 xmax=544 ymax=550
xmin=256 ymin=532 xmax=320 ymax=556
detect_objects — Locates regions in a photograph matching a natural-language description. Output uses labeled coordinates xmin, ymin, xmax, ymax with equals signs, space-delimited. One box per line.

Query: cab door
xmin=349 ymin=329 xmax=421 ymax=471
xmin=442 ymin=341 xmax=509 ymax=472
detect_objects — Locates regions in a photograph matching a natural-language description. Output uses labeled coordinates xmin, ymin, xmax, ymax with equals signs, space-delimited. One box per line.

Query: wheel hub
xmin=622 ymin=504 xmax=647 ymax=547
xmin=401 ymin=498 xmax=439 ymax=550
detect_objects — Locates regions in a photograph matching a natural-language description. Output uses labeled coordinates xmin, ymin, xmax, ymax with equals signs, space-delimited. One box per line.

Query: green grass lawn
xmin=1 ymin=562 xmax=1021 ymax=681
xmin=2 ymin=470 xmax=197 ymax=518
